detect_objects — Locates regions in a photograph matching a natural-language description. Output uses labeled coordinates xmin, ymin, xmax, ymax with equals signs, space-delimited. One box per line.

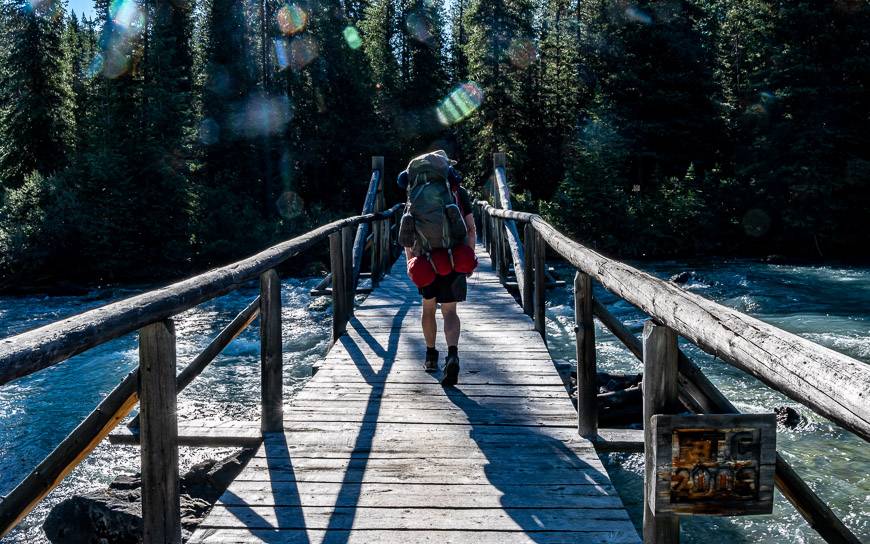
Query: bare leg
xmin=441 ymin=302 xmax=460 ymax=347
xmin=422 ymin=297 xmax=437 ymax=348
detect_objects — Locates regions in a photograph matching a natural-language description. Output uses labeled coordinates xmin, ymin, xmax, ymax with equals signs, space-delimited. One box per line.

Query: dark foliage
xmin=1 ymin=0 xmax=868 ymax=289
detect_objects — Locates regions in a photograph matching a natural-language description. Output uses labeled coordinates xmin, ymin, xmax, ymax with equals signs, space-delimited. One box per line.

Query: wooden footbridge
xmin=0 ymin=155 xmax=868 ymax=543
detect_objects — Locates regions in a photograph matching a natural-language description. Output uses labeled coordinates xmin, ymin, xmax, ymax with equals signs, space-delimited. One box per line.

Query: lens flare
xmin=625 ymin=6 xmax=653 ymax=25
xmin=343 ymin=26 xmax=362 ymax=49
xmin=199 ymin=117 xmax=220 ymax=145
xmin=110 ymin=0 xmax=145 ymax=29
xmin=277 ymin=3 xmax=307 ymax=35
xmin=436 ymin=82 xmax=484 ymax=126
xmin=274 ymin=38 xmax=290 ymax=71
xmin=507 ymin=39 xmax=537 ymax=69
xmin=230 ymin=94 xmax=292 ymax=139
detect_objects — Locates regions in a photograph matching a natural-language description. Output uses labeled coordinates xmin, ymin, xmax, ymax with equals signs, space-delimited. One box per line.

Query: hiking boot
xmin=441 ymin=354 xmax=460 ymax=386
xmin=424 ymin=348 xmax=439 ymax=372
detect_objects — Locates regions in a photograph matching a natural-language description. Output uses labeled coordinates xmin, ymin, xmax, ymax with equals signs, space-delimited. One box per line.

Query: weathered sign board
xmin=649 ymin=414 xmax=776 ymax=516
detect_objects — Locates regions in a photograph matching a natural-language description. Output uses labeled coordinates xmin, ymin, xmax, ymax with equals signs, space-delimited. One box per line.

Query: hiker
xmin=397 ymin=151 xmax=477 ymax=386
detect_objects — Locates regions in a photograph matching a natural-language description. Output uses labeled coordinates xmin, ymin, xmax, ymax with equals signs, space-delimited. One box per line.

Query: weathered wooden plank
xmin=189 ymin=528 xmax=641 ymax=544
xmin=109 ymin=422 xmax=262 ymax=447
xmin=217 ymin=481 xmax=624 ymax=508
xmin=199 ymin=505 xmax=634 ymax=531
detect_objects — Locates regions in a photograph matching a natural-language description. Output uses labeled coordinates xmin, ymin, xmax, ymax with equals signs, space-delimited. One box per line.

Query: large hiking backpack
xmin=398 ymin=151 xmax=467 ymax=252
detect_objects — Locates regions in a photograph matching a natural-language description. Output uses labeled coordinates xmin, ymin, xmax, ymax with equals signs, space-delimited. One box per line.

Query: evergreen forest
xmin=1 ymin=0 xmax=869 ymax=290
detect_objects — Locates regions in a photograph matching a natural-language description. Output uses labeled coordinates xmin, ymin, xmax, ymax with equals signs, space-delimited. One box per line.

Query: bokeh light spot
xmin=276 ymin=191 xmax=304 ymax=220
xmin=625 ymin=6 xmax=653 ymax=25
xmin=289 ymin=35 xmax=319 ymax=71
xmin=343 ymin=26 xmax=362 ymax=49
xmin=742 ymin=209 xmax=771 ymax=238
xmin=436 ymin=82 xmax=484 ymax=126
xmin=405 ymin=12 xmax=435 ymax=46
xmin=199 ymin=118 xmax=220 ymax=145
xmin=507 ymin=39 xmax=537 ymax=69
xmin=277 ymin=3 xmax=308 ymax=35
xmin=230 ymin=94 xmax=293 ymax=139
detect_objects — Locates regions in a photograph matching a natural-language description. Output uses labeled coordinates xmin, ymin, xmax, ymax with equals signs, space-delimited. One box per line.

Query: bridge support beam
xmin=139 ymin=319 xmax=181 ymax=544
xmin=575 ymin=271 xmax=597 ymax=437
xmin=643 ymin=320 xmax=680 ymax=544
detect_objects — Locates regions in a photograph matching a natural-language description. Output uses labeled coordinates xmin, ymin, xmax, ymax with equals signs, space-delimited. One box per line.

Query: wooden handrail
xmin=477 ymin=201 xmax=870 ymax=443
xmin=0 ymin=203 xmax=401 ymax=386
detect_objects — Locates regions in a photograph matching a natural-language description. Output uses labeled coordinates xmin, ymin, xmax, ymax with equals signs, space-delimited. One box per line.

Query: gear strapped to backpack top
xmin=398 ymin=150 xmax=468 ymax=252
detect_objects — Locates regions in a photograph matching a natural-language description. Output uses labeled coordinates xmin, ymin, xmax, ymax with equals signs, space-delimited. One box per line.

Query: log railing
xmin=0 ymin=157 xmax=401 ymax=540
xmin=475 ymin=155 xmax=866 ymax=544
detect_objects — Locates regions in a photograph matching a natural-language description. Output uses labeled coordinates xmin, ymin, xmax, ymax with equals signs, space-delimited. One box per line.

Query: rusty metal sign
xmin=650 ymin=414 xmax=776 ymax=516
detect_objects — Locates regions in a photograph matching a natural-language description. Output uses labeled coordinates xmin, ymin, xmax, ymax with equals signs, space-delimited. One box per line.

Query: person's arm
xmin=464 ymin=213 xmax=476 ymax=248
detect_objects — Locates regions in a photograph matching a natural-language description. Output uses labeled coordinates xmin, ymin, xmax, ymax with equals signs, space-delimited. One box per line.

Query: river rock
xmin=308 ymin=296 xmax=332 ymax=312
xmin=775 ymin=406 xmax=802 ymax=428
xmin=669 ymin=271 xmax=694 ymax=285
xmin=43 ymin=448 xmax=255 ymax=543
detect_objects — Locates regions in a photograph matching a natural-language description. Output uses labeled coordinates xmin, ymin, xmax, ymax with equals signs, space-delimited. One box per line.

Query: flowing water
xmin=0 ymin=260 xmax=868 ymax=542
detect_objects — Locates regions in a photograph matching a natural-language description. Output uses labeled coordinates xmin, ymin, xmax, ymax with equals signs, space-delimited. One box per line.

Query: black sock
xmin=448 ymin=346 xmax=458 ymax=358
xmin=426 ymin=347 xmax=438 ymax=358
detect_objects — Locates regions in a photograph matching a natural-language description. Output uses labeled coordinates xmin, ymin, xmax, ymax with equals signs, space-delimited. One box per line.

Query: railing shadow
xmin=444 ymin=388 xmax=637 ymax=542
xmin=318 ymin=300 xmax=411 ymax=544
xmin=219 ymin=432 xmax=308 ymax=542
xmin=216 ymin=301 xmax=410 ymax=543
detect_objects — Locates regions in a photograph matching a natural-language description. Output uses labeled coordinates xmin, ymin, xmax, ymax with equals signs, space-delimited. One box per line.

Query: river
xmin=1 ymin=259 xmax=868 ymax=542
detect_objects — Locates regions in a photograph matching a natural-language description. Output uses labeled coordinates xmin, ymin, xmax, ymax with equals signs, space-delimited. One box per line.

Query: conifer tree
xmin=194 ymin=0 xmax=268 ymax=263
xmin=0 ymin=0 xmax=75 ymax=189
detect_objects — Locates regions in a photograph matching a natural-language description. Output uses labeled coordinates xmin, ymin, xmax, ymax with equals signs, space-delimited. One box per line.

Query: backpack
xmin=398 ymin=151 xmax=467 ymax=252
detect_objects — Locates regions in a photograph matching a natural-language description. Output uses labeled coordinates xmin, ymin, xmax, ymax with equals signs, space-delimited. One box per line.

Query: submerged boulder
xmin=669 ymin=271 xmax=694 ymax=285
xmin=775 ymin=406 xmax=803 ymax=429
xmin=43 ymin=448 xmax=255 ymax=543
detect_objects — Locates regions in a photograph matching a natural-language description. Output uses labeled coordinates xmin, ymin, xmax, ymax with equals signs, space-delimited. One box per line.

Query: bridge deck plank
xmin=189 ymin=248 xmax=640 ymax=543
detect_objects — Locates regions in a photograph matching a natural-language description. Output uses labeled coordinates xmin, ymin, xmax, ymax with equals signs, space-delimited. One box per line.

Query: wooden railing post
xmin=260 ymin=269 xmax=283 ymax=433
xmin=381 ymin=214 xmax=391 ymax=275
xmin=343 ymin=225 xmax=355 ymax=314
xmin=522 ymin=223 xmax=535 ymax=317
xmin=496 ymin=218 xmax=507 ymax=281
xmin=643 ymin=320 xmax=680 ymax=544
xmin=482 ymin=208 xmax=489 ymax=253
xmin=330 ymin=231 xmax=348 ymax=340
xmin=534 ymin=229 xmax=547 ymax=345
xmin=371 ymin=157 xmax=385 ymax=286
xmin=139 ymin=319 xmax=181 ymax=544
xmin=575 ymin=271 xmax=597 ymax=437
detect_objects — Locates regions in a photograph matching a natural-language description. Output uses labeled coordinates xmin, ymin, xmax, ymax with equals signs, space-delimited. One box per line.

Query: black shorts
xmin=419 ymin=272 xmax=467 ymax=302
